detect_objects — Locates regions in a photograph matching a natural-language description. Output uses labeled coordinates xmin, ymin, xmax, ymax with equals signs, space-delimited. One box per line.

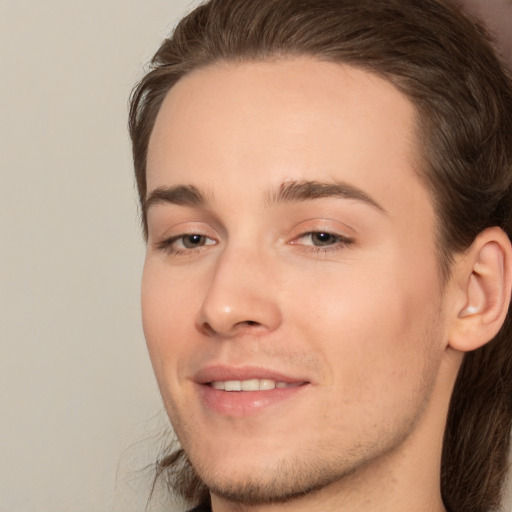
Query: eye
xmin=295 ymin=231 xmax=353 ymax=248
xmin=157 ymin=233 xmax=217 ymax=254
xmin=179 ymin=234 xmax=211 ymax=248
xmin=308 ymin=232 xmax=340 ymax=246
xmin=291 ymin=231 xmax=354 ymax=252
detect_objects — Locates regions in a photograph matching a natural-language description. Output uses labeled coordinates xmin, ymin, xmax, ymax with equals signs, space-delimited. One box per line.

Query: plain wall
xmin=0 ymin=1 xmax=193 ymax=511
xmin=0 ymin=1 xmax=510 ymax=511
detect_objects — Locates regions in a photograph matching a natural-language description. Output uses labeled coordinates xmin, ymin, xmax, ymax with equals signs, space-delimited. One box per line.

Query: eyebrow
xmin=144 ymin=180 xmax=386 ymax=214
xmin=144 ymin=184 xmax=207 ymax=213
xmin=268 ymin=180 xmax=387 ymax=213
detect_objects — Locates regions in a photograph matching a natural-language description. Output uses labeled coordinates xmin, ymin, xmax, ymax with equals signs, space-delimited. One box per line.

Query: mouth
xmin=209 ymin=379 xmax=304 ymax=391
xmin=195 ymin=365 xmax=310 ymax=388
xmin=194 ymin=366 xmax=310 ymax=416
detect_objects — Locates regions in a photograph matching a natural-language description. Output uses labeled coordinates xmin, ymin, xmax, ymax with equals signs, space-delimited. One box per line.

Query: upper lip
xmin=193 ymin=365 xmax=310 ymax=385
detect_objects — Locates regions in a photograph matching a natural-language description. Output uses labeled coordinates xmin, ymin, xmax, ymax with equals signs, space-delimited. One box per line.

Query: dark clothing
xmin=188 ymin=504 xmax=212 ymax=512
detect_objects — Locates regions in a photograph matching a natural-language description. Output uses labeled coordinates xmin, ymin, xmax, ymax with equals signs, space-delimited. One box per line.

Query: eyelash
xmin=156 ymin=230 xmax=353 ymax=256
xmin=291 ymin=231 xmax=354 ymax=253
xmin=156 ymin=234 xmax=217 ymax=256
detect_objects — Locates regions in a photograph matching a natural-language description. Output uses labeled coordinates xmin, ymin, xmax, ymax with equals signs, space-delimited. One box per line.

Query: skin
xmin=142 ymin=58 xmax=464 ymax=512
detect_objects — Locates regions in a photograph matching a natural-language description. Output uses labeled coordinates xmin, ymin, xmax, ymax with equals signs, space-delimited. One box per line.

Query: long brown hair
xmin=129 ymin=1 xmax=512 ymax=510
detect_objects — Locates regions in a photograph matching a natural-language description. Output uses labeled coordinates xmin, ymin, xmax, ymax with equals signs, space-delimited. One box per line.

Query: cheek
xmin=290 ymin=253 xmax=443 ymax=396
xmin=296 ymin=276 xmax=444 ymax=447
xmin=141 ymin=259 xmax=198 ymax=386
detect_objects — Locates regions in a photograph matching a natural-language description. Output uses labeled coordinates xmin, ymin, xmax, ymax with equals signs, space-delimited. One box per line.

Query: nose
xmin=197 ymin=246 xmax=283 ymax=337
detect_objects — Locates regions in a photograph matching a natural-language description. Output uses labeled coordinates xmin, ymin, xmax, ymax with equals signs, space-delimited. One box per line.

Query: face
xmin=143 ymin=58 xmax=450 ymax=506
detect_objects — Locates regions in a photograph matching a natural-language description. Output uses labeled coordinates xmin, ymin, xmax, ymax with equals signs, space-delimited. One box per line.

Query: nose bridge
xmin=198 ymin=242 xmax=282 ymax=336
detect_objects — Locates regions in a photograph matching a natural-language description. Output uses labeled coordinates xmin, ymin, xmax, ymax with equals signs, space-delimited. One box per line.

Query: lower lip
xmin=197 ymin=383 xmax=308 ymax=417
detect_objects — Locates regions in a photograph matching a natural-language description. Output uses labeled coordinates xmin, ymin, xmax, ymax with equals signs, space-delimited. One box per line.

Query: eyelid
xmin=151 ymin=221 xmax=220 ymax=255
xmin=147 ymin=210 xmax=222 ymax=241
xmin=156 ymin=233 xmax=218 ymax=256
xmin=292 ymin=231 xmax=353 ymax=243
xmin=290 ymin=231 xmax=354 ymax=251
xmin=288 ymin=218 xmax=356 ymax=239
xmin=287 ymin=218 xmax=356 ymax=253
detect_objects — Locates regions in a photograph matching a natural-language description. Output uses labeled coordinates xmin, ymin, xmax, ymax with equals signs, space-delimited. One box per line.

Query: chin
xmin=186 ymin=442 xmax=370 ymax=507
xmin=200 ymin=456 xmax=350 ymax=506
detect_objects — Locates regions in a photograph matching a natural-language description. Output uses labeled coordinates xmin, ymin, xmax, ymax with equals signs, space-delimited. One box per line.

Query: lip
xmin=194 ymin=365 xmax=310 ymax=384
xmin=193 ymin=365 xmax=311 ymax=417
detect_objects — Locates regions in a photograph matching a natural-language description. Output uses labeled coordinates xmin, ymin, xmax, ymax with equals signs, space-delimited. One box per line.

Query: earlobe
xmin=449 ymin=229 xmax=512 ymax=352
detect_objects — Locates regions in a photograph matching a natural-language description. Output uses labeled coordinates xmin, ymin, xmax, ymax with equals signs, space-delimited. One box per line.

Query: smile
xmin=210 ymin=379 xmax=303 ymax=391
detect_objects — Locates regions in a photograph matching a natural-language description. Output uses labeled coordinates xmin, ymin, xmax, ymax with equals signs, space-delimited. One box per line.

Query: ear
xmin=448 ymin=227 xmax=512 ymax=352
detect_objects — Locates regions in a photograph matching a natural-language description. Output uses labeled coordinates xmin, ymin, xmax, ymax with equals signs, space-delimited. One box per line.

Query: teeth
xmin=241 ymin=379 xmax=259 ymax=391
xmin=224 ymin=380 xmax=241 ymax=391
xmin=210 ymin=379 xmax=300 ymax=391
xmin=259 ymin=379 xmax=275 ymax=390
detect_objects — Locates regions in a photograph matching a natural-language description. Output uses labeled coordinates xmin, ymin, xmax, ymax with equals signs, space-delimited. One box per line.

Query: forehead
xmin=146 ymin=58 xmax=431 ymax=227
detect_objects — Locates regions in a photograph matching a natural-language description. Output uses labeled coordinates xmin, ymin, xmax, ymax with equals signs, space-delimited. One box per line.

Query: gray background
xmin=0 ymin=1 xmax=511 ymax=511
xmin=0 ymin=1 xmax=193 ymax=511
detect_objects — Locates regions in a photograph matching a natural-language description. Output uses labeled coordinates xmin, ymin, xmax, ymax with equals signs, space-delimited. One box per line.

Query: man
xmin=129 ymin=1 xmax=512 ymax=511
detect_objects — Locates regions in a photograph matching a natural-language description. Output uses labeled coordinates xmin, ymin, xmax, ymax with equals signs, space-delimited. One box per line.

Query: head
xmin=129 ymin=1 xmax=512 ymax=511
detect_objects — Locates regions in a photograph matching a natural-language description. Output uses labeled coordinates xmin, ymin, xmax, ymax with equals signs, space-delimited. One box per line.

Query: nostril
xmin=198 ymin=319 xmax=262 ymax=337
xmin=200 ymin=322 xmax=217 ymax=336
xmin=234 ymin=319 xmax=264 ymax=331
